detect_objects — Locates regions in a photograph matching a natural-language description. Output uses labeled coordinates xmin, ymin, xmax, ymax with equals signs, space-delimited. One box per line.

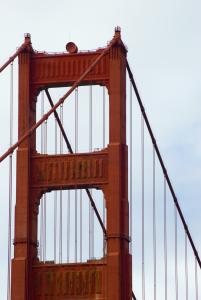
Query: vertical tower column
xmin=105 ymin=31 xmax=132 ymax=300
xmin=11 ymin=35 xmax=37 ymax=300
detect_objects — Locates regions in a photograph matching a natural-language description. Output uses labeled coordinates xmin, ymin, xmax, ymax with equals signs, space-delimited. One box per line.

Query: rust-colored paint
xmin=31 ymin=150 xmax=108 ymax=191
xmin=11 ymin=29 xmax=132 ymax=300
xmin=32 ymin=260 xmax=106 ymax=299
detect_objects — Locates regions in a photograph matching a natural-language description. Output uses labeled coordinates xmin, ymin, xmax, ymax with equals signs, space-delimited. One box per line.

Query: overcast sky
xmin=0 ymin=0 xmax=201 ymax=299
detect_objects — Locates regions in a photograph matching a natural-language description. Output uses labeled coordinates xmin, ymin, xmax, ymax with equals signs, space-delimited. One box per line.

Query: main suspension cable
xmin=0 ymin=41 xmax=28 ymax=74
xmin=132 ymin=291 xmax=137 ymax=300
xmin=126 ymin=60 xmax=201 ymax=269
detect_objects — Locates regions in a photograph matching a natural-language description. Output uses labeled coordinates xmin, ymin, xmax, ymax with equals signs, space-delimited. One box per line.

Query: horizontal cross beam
xmin=31 ymin=151 xmax=108 ymax=191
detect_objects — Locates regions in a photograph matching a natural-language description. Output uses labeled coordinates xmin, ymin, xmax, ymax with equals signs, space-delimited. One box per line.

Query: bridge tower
xmin=11 ymin=29 xmax=132 ymax=300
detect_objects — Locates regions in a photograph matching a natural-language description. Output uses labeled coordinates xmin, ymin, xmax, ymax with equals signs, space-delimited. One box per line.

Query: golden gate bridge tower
xmin=11 ymin=28 xmax=132 ymax=300
xmin=0 ymin=27 xmax=200 ymax=300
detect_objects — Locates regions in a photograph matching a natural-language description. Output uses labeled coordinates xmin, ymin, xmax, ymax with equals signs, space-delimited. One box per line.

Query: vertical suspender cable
xmin=59 ymin=104 xmax=63 ymax=263
xmin=153 ymin=147 xmax=156 ymax=300
xmin=43 ymin=115 xmax=47 ymax=262
xmin=40 ymin=91 xmax=44 ymax=261
xmin=88 ymin=86 xmax=91 ymax=259
xmin=91 ymin=85 xmax=94 ymax=259
xmin=80 ymin=189 xmax=82 ymax=262
xmin=75 ymin=88 xmax=78 ymax=262
xmin=129 ymin=80 xmax=133 ymax=254
xmin=185 ymin=233 xmax=188 ymax=300
xmin=141 ymin=115 xmax=145 ymax=300
xmin=67 ymin=190 xmax=71 ymax=262
xmin=102 ymin=86 xmax=106 ymax=256
xmin=164 ymin=178 xmax=167 ymax=300
xmin=195 ymin=257 xmax=198 ymax=300
xmin=76 ymin=88 xmax=81 ymax=263
xmin=54 ymin=116 xmax=58 ymax=263
xmin=175 ymin=206 xmax=178 ymax=300
xmin=89 ymin=86 xmax=93 ymax=259
xmin=7 ymin=62 xmax=13 ymax=300
xmin=102 ymin=87 xmax=106 ymax=167
xmin=67 ymin=100 xmax=71 ymax=263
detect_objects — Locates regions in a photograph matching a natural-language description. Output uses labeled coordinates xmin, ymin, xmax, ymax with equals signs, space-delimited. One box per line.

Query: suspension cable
xmin=174 ymin=206 xmax=178 ymax=300
xmin=0 ymin=35 xmax=117 ymax=163
xmin=0 ymin=42 xmax=28 ymax=74
xmin=164 ymin=178 xmax=167 ymax=300
xmin=85 ymin=189 xmax=106 ymax=235
xmin=54 ymin=115 xmax=57 ymax=263
xmin=80 ymin=189 xmax=82 ymax=262
xmin=129 ymin=80 xmax=133 ymax=254
xmin=153 ymin=147 xmax=156 ymax=300
xmin=102 ymin=87 xmax=106 ymax=149
xmin=67 ymin=190 xmax=71 ymax=263
xmin=132 ymin=291 xmax=137 ymax=300
xmin=45 ymin=90 xmax=73 ymax=152
xmin=7 ymin=62 xmax=13 ymax=300
xmin=89 ymin=86 xmax=93 ymax=259
xmin=195 ymin=257 xmax=198 ymax=300
xmin=126 ymin=60 xmax=201 ymax=269
xmin=75 ymin=88 xmax=78 ymax=262
xmin=141 ymin=115 xmax=145 ymax=300
xmin=40 ymin=91 xmax=44 ymax=262
xmin=59 ymin=189 xmax=62 ymax=263
xmin=102 ymin=86 xmax=106 ymax=256
xmin=59 ymin=104 xmax=63 ymax=263
xmin=40 ymin=184 xmax=43 ymax=260
xmin=43 ymin=114 xmax=47 ymax=262
xmin=185 ymin=233 xmax=188 ymax=300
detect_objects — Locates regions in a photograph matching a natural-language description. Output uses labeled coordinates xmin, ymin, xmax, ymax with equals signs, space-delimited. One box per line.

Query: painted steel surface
xmin=11 ymin=29 xmax=132 ymax=300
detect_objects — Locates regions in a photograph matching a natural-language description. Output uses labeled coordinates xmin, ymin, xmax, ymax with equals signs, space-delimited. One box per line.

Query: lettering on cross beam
xmin=32 ymin=265 xmax=105 ymax=299
xmin=31 ymin=151 xmax=108 ymax=190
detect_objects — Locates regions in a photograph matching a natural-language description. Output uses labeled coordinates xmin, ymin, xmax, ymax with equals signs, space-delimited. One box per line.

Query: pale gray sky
xmin=0 ymin=0 xmax=201 ymax=299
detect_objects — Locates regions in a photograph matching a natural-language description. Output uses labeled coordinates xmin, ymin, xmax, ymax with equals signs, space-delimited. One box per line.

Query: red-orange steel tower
xmin=11 ymin=29 xmax=132 ymax=300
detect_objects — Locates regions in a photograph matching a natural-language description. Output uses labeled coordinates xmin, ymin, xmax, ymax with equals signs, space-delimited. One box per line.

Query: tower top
xmin=114 ymin=26 xmax=121 ymax=39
